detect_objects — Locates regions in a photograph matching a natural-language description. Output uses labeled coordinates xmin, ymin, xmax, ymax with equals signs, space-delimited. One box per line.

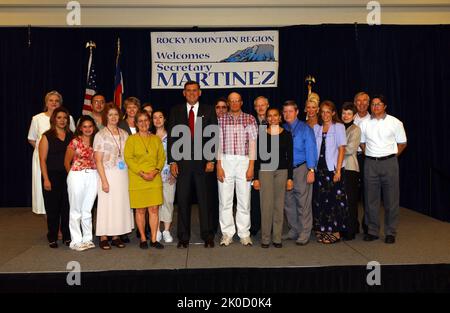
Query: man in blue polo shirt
xmin=282 ymin=100 xmax=318 ymax=245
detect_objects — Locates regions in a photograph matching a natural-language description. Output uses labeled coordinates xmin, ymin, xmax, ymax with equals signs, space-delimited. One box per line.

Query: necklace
xmin=139 ymin=133 xmax=151 ymax=154
xmin=106 ymin=127 xmax=122 ymax=158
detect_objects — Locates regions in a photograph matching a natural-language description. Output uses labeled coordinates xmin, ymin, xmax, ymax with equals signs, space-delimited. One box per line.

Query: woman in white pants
xmin=64 ymin=115 xmax=98 ymax=251
xmin=152 ymin=109 xmax=176 ymax=243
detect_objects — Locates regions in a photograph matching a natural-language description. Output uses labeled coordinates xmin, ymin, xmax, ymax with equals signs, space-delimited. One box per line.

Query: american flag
xmin=82 ymin=50 xmax=97 ymax=115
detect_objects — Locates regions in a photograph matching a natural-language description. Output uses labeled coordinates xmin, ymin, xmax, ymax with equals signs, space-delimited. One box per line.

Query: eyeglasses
xmin=92 ymin=100 xmax=105 ymax=104
xmin=371 ymin=102 xmax=384 ymax=107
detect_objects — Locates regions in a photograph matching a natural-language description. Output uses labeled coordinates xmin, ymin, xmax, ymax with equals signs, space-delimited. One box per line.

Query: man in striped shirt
xmin=217 ymin=92 xmax=258 ymax=247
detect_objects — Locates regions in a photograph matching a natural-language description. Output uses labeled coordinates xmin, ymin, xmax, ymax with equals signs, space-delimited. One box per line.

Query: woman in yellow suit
xmin=124 ymin=110 xmax=165 ymax=249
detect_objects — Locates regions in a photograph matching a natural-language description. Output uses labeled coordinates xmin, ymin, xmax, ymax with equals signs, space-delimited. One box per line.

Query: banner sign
xmin=151 ymin=31 xmax=279 ymax=89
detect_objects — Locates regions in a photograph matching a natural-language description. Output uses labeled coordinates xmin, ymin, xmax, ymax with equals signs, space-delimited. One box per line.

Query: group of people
xmin=28 ymin=82 xmax=407 ymax=251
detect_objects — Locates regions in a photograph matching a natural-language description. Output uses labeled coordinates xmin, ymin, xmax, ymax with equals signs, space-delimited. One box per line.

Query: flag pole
xmin=114 ymin=37 xmax=124 ymax=110
xmin=82 ymin=41 xmax=97 ymax=115
xmin=116 ymin=37 xmax=121 ymax=64
xmin=85 ymin=41 xmax=96 ymax=82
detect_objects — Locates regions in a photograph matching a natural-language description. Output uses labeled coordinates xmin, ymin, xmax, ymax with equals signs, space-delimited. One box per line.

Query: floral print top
xmin=68 ymin=137 xmax=96 ymax=171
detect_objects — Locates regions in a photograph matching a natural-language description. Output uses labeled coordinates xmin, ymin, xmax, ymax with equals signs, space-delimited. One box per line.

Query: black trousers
xmin=176 ymin=162 xmax=213 ymax=242
xmin=42 ymin=170 xmax=70 ymax=243
xmin=344 ymin=170 xmax=360 ymax=235
xmin=249 ymin=187 xmax=261 ymax=235
xmin=206 ymin=171 xmax=219 ymax=234
xmin=357 ymin=153 xmax=368 ymax=233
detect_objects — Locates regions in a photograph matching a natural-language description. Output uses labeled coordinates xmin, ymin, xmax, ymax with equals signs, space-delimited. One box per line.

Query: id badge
xmin=118 ymin=160 xmax=125 ymax=170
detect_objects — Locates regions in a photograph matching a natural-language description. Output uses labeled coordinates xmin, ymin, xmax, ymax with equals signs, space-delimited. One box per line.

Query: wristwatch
xmin=308 ymin=168 xmax=315 ymax=173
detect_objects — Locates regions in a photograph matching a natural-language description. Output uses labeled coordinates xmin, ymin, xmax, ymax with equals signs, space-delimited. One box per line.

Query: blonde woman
xmin=305 ymin=93 xmax=320 ymax=129
xmin=28 ymin=91 xmax=75 ymax=214
xmin=119 ymin=97 xmax=141 ymax=135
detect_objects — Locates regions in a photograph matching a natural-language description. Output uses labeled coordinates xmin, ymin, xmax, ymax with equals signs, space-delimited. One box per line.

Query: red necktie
xmin=189 ymin=105 xmax=195 ymax=139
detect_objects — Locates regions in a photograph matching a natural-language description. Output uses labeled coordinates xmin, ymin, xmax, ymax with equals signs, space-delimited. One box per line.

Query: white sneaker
xmin=162 ymin=230 xmax=173 ymax=243
xmin=220 ymin=235 xmax=233 ymax=246
xmin=156 ymin=231 xmax=162 ymax=242
xmin=83 ymin=241 xmax=95 ymax=249
xmin=240 ymin=236 xmax=253 ymax=246
xmin=70 ymin=242 xmax=88 ymax=252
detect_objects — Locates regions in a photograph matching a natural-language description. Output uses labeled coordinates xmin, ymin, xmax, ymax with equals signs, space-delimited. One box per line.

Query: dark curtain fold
xmin=1 ymin=25 xmax=449 ymax=222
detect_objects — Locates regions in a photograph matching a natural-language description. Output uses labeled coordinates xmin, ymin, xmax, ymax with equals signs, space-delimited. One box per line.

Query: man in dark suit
xmin=168 ymin=81 xmax=217 ymax=248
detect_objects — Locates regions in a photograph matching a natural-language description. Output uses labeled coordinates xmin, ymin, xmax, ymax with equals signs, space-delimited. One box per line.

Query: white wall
xmin=1 ymin=0 xmax=450 ymax=26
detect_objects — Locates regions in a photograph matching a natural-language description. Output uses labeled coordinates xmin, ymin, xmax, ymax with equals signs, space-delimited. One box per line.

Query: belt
xmin=293 ymin=161 xmax=306 ymax=169
xmin=366 ymin=154 xmax=396 ymax=161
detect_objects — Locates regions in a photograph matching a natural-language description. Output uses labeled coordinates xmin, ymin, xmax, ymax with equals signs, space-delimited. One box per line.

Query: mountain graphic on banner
xmin=221 ymin=44 xmax=275 ymax=62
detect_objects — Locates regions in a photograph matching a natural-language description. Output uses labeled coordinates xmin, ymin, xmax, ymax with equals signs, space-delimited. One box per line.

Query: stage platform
xmin=1 ymin=207 xmax=449 ymax=293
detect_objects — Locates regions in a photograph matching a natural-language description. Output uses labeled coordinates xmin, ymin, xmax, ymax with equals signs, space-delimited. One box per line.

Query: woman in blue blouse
xmin=312 ymin=100 xmax=349 ymax=244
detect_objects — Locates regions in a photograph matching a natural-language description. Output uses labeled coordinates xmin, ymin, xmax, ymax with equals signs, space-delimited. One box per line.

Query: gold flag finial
xmin=85 ymin=40 xmax=96 ymax=50
xmin=305 ymin=75 xmax=316 ymax=96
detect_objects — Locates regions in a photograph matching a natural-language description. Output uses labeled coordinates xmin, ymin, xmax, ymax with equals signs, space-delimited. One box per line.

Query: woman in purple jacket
xmin=312 ymin=100 xmax=349 ymax=244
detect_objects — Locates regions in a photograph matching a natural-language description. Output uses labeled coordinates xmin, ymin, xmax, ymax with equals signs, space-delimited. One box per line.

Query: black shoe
xmin=177 ymin=240 xmax=188 ymax=249
xmin=150 ymin=241 xmax=164 ymax=249
xmin=139 ymin=241 xmax=148 ymax=249
xmin=385 ymin=235 xmax=396 ymax=244
xmin=273 ymin=242 xmax=282 ymax=248
xmin=63 ymin=240 xmax=71 ymax=246
xmin=261 ymin=243 xmax=269 ymax=248
xmin=204 ymin=239 xmax=215 ymax=248
xmin=363 ymin=234 xmax=379 ymax=241
xmin=120 ymin=234 xmax=130 ymax=243
xmin=49 ymin=242 xmax=58 ymax=248
xmin=362 ymin=224 xmax=369 ymax=235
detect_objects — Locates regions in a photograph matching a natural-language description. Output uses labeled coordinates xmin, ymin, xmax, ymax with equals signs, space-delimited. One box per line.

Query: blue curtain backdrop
xmin=0 ymin=25 xmax=449 ymax=222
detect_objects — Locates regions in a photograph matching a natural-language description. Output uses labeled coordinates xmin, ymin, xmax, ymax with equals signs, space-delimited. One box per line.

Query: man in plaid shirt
xmin=217 ymin=92 xmax=258 ymax=246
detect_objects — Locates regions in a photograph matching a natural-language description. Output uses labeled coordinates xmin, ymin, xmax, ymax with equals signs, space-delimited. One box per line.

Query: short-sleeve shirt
xmin=68 ymin=137 xmax=96 ymax=171
xmin=354 ymin=112 xmax=370 ymax=153
xmin=28 ymin=112 xmax=76 ymax=145
xmin=218 ymin=112 xmax=258 ymax=156
xmin=93 ymin=127 xmax=129 ymax=170
xmin=359 ymin=114 xmax=407 ymax=157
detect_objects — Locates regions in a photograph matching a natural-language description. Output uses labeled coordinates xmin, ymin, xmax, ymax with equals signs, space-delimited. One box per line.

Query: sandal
xmin=315 ymin=232 xmax=324 ymax=243
xmin=99 ymin=240 xmax=111 ymax=250
xmin=111 ymin=238 xmax=125 ymax=248
xmin=321 ymin=233 xmax=341 ymax=244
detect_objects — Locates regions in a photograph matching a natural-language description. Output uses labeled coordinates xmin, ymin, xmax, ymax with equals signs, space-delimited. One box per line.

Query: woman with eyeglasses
xmin=214 ymin=97 xmax=228 ymax=118
xmin=125 ymin=110 xmax=165 ymax=249
xmin=94 ymin=104 xmax=133 ymax=250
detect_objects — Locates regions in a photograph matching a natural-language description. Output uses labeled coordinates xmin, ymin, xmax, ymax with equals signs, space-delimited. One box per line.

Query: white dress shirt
xmin=186 ymin=102 xmax=199 ymax=124
xmin=360 ymin=114 xmax=407 ymax=157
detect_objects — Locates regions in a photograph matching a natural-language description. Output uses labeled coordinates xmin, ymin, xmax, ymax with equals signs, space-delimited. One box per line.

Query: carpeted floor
xmin=1 ymin=206 xmax=449 ymax=273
